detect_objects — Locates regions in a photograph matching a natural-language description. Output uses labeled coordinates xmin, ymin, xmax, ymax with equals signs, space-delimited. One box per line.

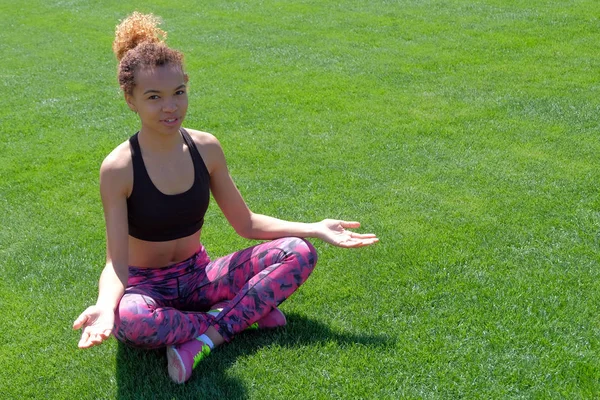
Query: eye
xmin=148 ymin=95 xmax=160 ymax=100
xmin=175 ymin=90 xmax=186 ymax=95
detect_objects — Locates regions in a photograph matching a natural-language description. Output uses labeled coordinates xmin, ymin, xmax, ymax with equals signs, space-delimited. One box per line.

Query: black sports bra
xmin=126 ymin=128 xmax=210 ymax=242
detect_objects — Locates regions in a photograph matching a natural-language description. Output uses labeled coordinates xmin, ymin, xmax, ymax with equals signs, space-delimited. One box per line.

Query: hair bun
xmin=113 ymin=12 xmax=167 ymax=61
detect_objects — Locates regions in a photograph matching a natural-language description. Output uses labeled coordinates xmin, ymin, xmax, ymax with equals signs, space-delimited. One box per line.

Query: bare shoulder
xmin=101 ymin=140 xmax=132 ymax=173
xmin=100 ymin=140 xmax=133 ymax=196
xmin=184 ymin=128 xmax=226 ymax=173
xmin=184 ymin=128 xmax=221 ymax=147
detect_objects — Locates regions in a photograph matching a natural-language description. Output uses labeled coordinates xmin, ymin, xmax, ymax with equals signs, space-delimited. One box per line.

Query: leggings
xmin=113 ymin=237 xmax=317 ymax=348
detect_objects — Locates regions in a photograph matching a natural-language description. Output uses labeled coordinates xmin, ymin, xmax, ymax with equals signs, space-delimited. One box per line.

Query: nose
xmin=162 ymin=98 xmax=177 ymax=113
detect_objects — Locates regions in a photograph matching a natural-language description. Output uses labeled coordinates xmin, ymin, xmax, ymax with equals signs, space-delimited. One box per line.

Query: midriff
xmin=127 ymin=230 xmax=202 ymax=268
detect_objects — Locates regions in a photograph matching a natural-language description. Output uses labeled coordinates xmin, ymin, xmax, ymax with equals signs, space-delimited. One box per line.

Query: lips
xmin=161 ymin=117 xmax=179 ymax=125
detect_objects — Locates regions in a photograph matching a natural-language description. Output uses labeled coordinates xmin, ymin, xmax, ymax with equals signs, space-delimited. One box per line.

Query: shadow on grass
xmin=115 ymin=312 xmax=391 ymax=400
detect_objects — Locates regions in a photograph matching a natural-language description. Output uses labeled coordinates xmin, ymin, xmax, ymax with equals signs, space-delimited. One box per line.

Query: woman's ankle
xmin=204 ymin=325 xmax=225 ymax=347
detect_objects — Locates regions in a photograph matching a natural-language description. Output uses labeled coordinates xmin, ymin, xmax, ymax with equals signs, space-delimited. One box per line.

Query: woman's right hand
xmin=72 ymin=305 xmax=115 ymax=349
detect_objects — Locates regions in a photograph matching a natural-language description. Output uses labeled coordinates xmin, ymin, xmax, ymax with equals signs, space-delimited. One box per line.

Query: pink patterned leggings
xmin=113 ymin=237 xmax=317 ymax=348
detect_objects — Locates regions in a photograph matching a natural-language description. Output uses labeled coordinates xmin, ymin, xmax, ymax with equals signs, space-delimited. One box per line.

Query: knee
xmin=283 ymin=237 xmax=318 ymax=269
xmin=301 ymin=238 xmax=318 ymax=268
xmin=113 ymin=295 xmax=155 ymax=347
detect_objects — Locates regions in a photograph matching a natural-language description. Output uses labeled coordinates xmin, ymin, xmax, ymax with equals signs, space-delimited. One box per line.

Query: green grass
xmin=1 ymin=0 xmax=599 ymax=398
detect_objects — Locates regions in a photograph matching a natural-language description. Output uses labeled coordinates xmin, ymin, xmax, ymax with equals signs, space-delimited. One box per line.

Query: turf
xmin=1 ymin=0 xmax=599 ymax=398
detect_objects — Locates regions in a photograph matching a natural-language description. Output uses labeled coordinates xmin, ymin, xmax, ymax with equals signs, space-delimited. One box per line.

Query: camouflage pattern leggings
xmin=113 ymin=237 xmax=317 ymax=348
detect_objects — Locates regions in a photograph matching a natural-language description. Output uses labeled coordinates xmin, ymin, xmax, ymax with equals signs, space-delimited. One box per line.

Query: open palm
xmin=73 ymin=305 xmax=114 ymax=348
xmin=316 ymin=219 xmax=379 ymax=248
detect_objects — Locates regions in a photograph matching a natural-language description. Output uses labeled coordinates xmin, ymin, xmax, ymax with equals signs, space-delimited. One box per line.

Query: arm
xmin=204 ymin=134 xmax=378 ymax=247
xmin=73 ymin=153 xmax=131 ymax=348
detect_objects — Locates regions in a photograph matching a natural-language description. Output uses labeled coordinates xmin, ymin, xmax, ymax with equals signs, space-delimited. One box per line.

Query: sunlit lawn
xmin=1 ymin=0 xmax=599 ymax=398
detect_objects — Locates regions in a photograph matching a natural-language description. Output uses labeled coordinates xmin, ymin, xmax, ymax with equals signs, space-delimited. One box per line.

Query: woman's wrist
xmin=307 ymin=221 xmax=324 ymax=240
xmin=95 ymin=300 xmax=118 ymax=312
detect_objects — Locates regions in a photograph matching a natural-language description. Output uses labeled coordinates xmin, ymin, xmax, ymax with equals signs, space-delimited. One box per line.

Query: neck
xmin=138 ymin=126 xmax=183 ymax=153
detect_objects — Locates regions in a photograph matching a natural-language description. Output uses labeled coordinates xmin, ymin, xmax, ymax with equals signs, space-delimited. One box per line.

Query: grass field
xmin=1 ymin=0 xmax=599 ymax=398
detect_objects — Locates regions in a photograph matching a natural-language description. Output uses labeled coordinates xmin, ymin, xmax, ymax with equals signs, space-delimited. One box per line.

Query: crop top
xmin=126 ymin=128 xmax=210 ymax=242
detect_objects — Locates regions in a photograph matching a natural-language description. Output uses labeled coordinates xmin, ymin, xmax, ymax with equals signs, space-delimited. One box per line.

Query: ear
xmin=184 ymin=73 xmax=189 ymax=84
xmin=124 ymin=92 xmax=137 ymax=113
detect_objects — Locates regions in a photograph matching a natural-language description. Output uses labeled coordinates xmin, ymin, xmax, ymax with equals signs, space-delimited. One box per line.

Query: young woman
xmin=73 ymin=12 xmax=378 ymax=384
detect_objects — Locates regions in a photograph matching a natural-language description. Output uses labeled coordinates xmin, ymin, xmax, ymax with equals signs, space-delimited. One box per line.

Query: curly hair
xmin=113 ymin=12 xmax=184 ymax=94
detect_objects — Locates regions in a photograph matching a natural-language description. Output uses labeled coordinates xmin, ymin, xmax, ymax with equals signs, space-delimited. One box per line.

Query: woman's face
xmin=126 ymin=64 xmax=189 ymax=136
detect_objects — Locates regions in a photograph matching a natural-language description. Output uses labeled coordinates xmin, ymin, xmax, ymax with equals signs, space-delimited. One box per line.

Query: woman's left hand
xmin=314 ymin=219 xmax=379 ymax=248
